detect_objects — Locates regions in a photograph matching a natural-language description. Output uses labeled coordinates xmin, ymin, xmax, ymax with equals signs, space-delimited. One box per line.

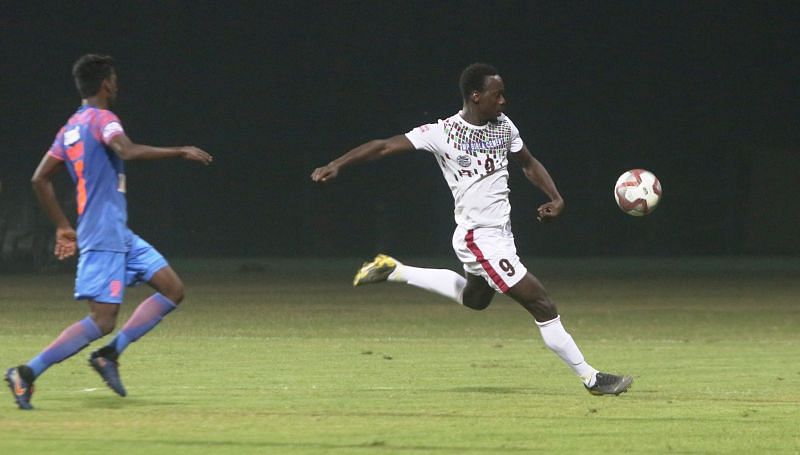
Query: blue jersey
xmin=48 ymin=106 xmax=130 ymax=253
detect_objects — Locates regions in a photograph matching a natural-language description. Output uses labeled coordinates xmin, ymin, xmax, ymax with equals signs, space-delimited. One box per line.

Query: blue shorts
xmin=74 ymin=233 xmax=168 ymax=304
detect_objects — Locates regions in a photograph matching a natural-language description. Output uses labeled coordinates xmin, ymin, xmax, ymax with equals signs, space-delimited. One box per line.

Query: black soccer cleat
xmin=89 ymin=351 xmax=127 ymax=397
xmin=5 ymin=366 xmax=35 ymax=410
xmin=585 ymin=372 xmax=633 ymax=396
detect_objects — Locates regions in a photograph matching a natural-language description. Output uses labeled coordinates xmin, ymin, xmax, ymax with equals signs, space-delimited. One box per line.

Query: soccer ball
xmin=614 ymin=169 xmax=662 ymax=216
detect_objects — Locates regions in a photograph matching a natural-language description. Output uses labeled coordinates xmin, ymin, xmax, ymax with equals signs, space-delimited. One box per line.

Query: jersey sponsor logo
xmin=456 ymin=155 xmax=472 ymax=167
xmin=64 ymin=127 xmax=81 ymax=146
xmin=465 ymin=137 xmax=506 ymax=154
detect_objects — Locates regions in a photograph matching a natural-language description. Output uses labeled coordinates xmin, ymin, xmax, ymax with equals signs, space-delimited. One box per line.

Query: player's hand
xmin=537 ymin=198 xmax=564 ymax=223
xmin=311 ymin=164 xmax=340 ymax=183
xmin=54 ymin=226 xmax=77 ymax=260
xmin=181 ymin=147 xmax=213 ymax=165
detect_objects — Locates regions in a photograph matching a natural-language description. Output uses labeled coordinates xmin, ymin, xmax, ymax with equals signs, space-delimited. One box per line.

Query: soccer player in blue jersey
xmin=4 ymin=54 xmax=213 ymax=410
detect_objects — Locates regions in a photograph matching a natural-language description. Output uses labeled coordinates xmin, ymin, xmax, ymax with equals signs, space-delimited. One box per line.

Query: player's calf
xmin=459 ymin=273 xmax=495 ymax=310
xmin=507 ymin=274 xmax=558 ymax=321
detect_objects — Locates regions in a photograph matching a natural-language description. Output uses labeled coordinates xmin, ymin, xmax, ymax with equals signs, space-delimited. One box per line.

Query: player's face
xmin=476 ymin=75 xmax=506 ymax=120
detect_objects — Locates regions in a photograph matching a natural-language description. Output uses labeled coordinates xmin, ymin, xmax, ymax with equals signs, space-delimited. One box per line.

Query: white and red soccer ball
xmin=614 ymin=169 xmax=662 ymax=216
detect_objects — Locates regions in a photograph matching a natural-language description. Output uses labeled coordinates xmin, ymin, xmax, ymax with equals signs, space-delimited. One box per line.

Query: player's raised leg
xmin=507 ymin=273 xmax=633 ymax=395
xmin=86 ymin=301 xmax=128 ymax=396
xmin=354 ymin=254 xmax=469 ymax=304
xmin=90 ymin=266 xmax=181 ymax=396
xmin=89 ymin=233 xmax=180 ymax=396
xmin=102 ymin=266 xmax=182 ymax=359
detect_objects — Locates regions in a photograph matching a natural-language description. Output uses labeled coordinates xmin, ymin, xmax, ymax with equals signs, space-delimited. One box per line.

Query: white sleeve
xmin=102 ymin=121 xmax=124 ymax=143
xmin=404 ymin=121 xmax=442 ymax=153
xmin=505 ymin=116 xmax=524 ymax=153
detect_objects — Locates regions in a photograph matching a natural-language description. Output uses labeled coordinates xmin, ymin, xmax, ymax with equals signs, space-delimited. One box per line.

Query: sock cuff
xmin=387 ymin=264 xmax=406 ymax=282
xmin=152 ymin=293 xmax=178 ymax=312
xmin=80 ymin=316 xmax=103 ymax=339
xmin=534 ymin=315 xmax=561 ymax=328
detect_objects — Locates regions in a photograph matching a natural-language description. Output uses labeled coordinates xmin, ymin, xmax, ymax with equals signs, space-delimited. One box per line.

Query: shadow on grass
xmin=19 ymin=436 xmax=537 ymax=453
xmin=78 ymin=396 xmax=183 ymax=409
xmin=446 ymin=386 xmax=534 ymax=395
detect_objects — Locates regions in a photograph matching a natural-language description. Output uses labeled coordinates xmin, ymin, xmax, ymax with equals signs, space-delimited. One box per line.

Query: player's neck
xmin=82 ymin=97 xmax=109 ymax=110
xmin=460 ymin=106 xmax=489 ymax=126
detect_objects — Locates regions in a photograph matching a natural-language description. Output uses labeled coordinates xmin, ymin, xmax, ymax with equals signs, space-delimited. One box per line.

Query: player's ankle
xmin=387 ymin=264 xmax=406 ymax=282
xmin=17 ymin=365 xmax=35 ymax=383
xmin=582 ymin=370 xmax=599 ymax=387
xmin=94 ymin=345 xmax=120 ymax=362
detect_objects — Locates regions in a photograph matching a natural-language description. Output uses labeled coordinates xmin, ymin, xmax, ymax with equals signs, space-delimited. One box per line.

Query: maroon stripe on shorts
xmin=465 ymin=229 xmax=509 ymax=293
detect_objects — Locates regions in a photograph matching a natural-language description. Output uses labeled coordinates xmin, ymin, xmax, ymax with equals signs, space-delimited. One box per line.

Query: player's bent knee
xmin=165 ymin=282 xmax=185 ymax=305
xmin=468 ymin=302 xmax=491 ymax=311
xmin=150 ymin=267 xmax=185 ymax=304
xmin=463 ymin=298 xmax=491 ymax=311
xmin=92 ymin=317 xmax=116 ymax=335
xmin=89 ymin=302 xmax=119 ymax=335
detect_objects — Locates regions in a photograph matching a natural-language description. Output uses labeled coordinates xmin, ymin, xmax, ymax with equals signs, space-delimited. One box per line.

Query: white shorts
xmin=452 ymin=223 xmax=527 ymax=293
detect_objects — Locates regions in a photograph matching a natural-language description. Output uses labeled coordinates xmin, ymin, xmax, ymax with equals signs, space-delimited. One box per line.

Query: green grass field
xmin=1 ymin=257 xmax=798 ymax=454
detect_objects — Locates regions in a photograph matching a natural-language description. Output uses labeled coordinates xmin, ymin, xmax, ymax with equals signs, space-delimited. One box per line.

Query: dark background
xmin=1 ymin=1 xmax=798 ymax=264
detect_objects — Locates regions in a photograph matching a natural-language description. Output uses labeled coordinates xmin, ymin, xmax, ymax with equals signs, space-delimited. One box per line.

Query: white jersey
xmin=405 ymin=112 xmax=524 ymax=229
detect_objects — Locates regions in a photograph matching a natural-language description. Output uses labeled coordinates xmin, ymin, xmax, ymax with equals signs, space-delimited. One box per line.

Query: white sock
xmin=536 ymin=316 xmax=598 ymax=386
xmin=388 ymin=264 xmax=466 ymax=304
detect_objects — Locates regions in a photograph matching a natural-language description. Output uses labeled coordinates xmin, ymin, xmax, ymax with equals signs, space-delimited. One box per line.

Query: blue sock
xmin=27 ymin=316 xmax=103 ymax=378
xmin=107 ymin=293 xmax=176 ymax=357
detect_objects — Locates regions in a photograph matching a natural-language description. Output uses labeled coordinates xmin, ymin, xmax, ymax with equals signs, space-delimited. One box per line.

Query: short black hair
xmin=459 ymin=63 xmax=499 ymax=100
xmin=72 ymin=54 xmax=115 ymax=98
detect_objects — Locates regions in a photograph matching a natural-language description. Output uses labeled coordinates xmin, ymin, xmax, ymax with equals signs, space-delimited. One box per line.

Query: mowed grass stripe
xmin=0 ymin=258 xmax=798 ymax=454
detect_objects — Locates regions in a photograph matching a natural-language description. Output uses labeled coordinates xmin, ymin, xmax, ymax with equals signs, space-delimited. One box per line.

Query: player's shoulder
xmin=418 ymin=112 xmax=461 ymax=132
xmin=68 ymin=106 xmax=120 ymax=127
xmin=495 ymin=113 xmax=520 ymax=132
xmin=409 ymin=115 xmax=450 ymax=135
xmin=93 ymin=107 xmax=121 ymax=122
xmin=441 ymin=112 xmax=463 ymax=124
xmin=496 ymin=113 xmax=515 ymax=125
xmin=88 ymin=108 xmax=124 ymax=141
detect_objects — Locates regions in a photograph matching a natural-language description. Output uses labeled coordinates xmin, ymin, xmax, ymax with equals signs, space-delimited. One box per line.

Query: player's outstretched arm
xmin=511 ymin=145 xmax=565 ymax=222
xmin=109 ymin=134 xmax=213 ymax=165
xmin=31 ymin=154 xmax=77 ymax=260
xmin=311 ymin=135 xmax=415 ymax=183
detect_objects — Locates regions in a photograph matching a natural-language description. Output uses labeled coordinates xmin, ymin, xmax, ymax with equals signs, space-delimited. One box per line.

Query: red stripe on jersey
xmin=465 ymin=229 xmax=509 ymax=293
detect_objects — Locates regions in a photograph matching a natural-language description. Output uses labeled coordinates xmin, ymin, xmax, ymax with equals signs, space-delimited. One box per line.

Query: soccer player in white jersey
xmin=311 ymin=63 xmax=632 ymax=395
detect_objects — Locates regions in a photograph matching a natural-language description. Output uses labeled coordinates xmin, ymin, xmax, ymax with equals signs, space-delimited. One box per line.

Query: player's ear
xmin=100 ymin=78 xmax=113 ymax=94
xmin=470 ymin=90 xmax=481 ymax=104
